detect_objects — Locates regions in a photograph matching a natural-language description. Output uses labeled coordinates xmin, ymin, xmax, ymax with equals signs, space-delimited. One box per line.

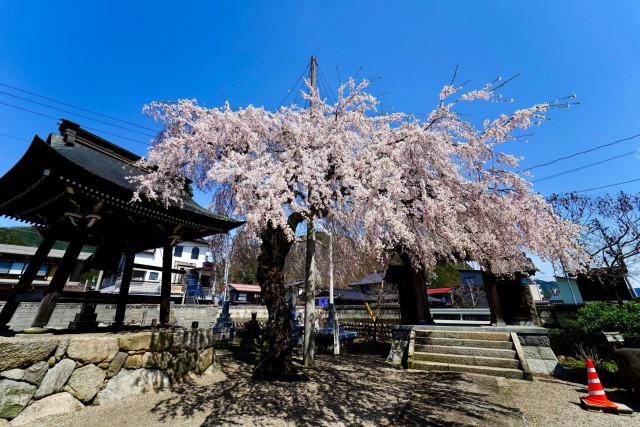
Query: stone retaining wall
xmin=0 ymin=329 xmax=216 ymax=425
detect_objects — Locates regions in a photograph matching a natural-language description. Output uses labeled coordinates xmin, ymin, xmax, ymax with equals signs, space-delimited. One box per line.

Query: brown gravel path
xmin=20 ymin=351 xmax=639 ymax=426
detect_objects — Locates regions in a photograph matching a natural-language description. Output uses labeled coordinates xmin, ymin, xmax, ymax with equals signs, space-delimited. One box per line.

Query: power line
xmin=532 ymin=150 xmax=636 ymax=183
xmin=0 ymin=100 xmax=59 ymax=120
xmin=0 ymin=89 xmax=157 ymax=137
xmin=0 ymin=100 xmax=150 ymax=146
xmin=277 ymin=63 xmax=311 ymax=109
xmin=0 ymin=133 xmax=30 ymax=143
xmin=0 ymin=81 xmax=158 ymax=132
xmin=551 ymin=177 xmax=640 ymax=196
xmin=317 ymin=62 xmax=337 ymax=105
xmin=524 ymin=132 xmax=640 ymax=171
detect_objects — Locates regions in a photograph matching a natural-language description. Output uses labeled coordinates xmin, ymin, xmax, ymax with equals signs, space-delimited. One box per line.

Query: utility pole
xmin=328 ymin=231 xmax=340 ymax=355
xmin=304 ymin=55 xmax=318 ymax=368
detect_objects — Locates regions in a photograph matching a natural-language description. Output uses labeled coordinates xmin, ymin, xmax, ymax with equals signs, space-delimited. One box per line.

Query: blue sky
xmin=1 ymin=1 xmax=639 ymax=280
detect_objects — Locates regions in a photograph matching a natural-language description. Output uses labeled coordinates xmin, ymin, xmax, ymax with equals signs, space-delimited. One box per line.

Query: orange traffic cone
xmin=580 ymin=359 xmax=618 ymax=409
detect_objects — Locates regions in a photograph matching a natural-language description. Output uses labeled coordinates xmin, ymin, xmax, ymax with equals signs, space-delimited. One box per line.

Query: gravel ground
xmin=509 ymin=374 xmax=639 ymax=427
xmin=17 ymin=351 xmax=640 ymax=426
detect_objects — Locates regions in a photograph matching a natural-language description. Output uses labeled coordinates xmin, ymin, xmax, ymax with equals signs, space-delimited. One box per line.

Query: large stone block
xmin=614 ymin=348 xmax=640 ymax=401
xmin=66 ymin=337 xmax=119 ymax=364
xmin=64 ymin=364 xmax=106 ymax=403
xmin=0 ymin=380 xmax=36 ymax=420
xmin=526 ymin=358 xmax=564 ymax=375
xmin=34 ymin=358 xmax=75 ymax=400
xmin=94 ymin=369 xmax=170 ymax=405
xmin=118 ymin=332 xmax=172 ymax=352
xmin=23 ymin=362 xmax=48 ymax=386
xmin=518 ymin=335 xmax=550 ymax=347
xmin=0 ymin=369 xmax=24 ymax=381
xmin=195 ymin=348 xmax=214 ymax=375
xmin=523 ymin=346 xmax=556 ymax=361
xmin=54 ymin=337 xmax=70 ymax=362
xmin=172 ymin=329 xmax=211 ymax=351
xmin=170 ymin=351 xmax=196 ymax=380
xmin=106 ymin=352 xmax=127 ymax=378
xmin=0 ymin=337 xmax=58 ymax=371
xmin=142 ymin=352 xmax=172 ymax=370
xmin=124 ymin=354 xmax=144 ymax=369
xmin=10 ymin=392 xmax=84 ymax=426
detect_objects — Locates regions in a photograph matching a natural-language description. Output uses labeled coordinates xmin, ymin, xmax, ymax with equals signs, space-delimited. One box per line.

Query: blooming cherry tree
xmin=136 ymin=77 xmax=580 ymax=379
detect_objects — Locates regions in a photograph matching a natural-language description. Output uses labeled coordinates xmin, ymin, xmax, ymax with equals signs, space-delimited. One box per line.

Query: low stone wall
xmin=325 ymin=305 xmax=402 ymax=324
xmin=535 ymin=303 xmax=580 ymax=328
xmin=0 ymin=329 xmax=216 ymax=425
xmin=0 ymin=302 xmax=270 ymax=332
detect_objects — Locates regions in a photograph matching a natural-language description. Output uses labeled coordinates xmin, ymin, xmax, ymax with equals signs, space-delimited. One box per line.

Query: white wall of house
xmin=100 ymin=241 xmax=210 ymax=292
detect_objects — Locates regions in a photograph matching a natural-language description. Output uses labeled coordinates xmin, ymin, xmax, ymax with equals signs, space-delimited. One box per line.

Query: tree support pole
xmin=303 ymin=218 xmax=317 ymax=367
xmin=160 ymin=244 xmax=173 ymax=325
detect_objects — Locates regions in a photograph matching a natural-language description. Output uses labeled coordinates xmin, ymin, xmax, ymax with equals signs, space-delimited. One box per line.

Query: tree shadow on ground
xmin=150 ymin=351 xmax=524 ymax=426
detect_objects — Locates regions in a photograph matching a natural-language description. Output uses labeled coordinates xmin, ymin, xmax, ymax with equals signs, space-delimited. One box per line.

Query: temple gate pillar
xmin=27 ymin=238 xmax=85 ymax=331
xmin=114 ymin=248 xmax=136 ymax=326
xmin=0 ymin=232 xmax=57 ymax=329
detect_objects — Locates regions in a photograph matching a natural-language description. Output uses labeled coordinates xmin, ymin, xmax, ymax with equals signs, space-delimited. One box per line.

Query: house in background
xmin=99 ymin=240 xmax=214 ymax=302
xmin=575 ymin=268 xmax=635 ymax=302
xmin=0 ymin=243 xmax=93 ymax=296
xmin=228 ymin=283 xmax=262 ymax=304
xmin=553 ymin=276 xmax=583 ymax=305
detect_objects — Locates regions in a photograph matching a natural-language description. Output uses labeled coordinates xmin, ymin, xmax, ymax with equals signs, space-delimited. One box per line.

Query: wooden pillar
xmin=114 ymin=249 xmax=136 ymax=326
xmin=29 ymin=238 xmax=85 ymax=330
xmin=160 ymin=244 xmax=172 ymax=325
xmin=0 ymin=233 xmax=57 ymax=329
xmin=399 ymin=252 xmax=433 ymax=324
xmin=482 ymin=270 xmax=506 ymax=326
xmin=411 ymin=266 xmax=433 ymax=324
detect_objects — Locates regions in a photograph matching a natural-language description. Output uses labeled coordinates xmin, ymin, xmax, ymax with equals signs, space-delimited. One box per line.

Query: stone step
xmin=415 ymin=330 xmax=511 ymax=341
xmin=412 ymin=360 xmax=524 ymax=379
xmin=415 ymin=344 xmax=517 ymax=359
xmin=415 ymin=337 xmax=514 ymax=350
xmin=414 ymin=352 xmax=521 ymax=369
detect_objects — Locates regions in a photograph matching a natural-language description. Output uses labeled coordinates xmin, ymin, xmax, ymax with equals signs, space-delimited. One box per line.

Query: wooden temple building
xmin=0 ymin=120 xmax=243 ymax=332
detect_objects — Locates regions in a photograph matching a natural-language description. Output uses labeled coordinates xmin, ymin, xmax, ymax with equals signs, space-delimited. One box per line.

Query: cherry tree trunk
xmin=253 ymin=223 xmax=298 ymax=380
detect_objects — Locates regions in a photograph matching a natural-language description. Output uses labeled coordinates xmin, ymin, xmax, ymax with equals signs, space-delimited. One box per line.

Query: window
xmin=0 ymin=261 xmax=10 ymax=274
xmin=148 ymin=272 xmax=159 ymax=281
xmin=191 ymin=247 xmax=200 ymax=260
xmin=37 ymin=264 xmax=48 ymax=277
xmin=8 ymin=262 xmax=26 ymax=275
xmin=174 ymin=246 xmax=183 ymax=257
xmin=132 ymin=270 xmax=146 ymax=281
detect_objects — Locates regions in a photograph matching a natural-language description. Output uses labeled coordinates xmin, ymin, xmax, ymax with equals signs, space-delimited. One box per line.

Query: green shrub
xmin=576 ymin=301 xmax=640 ymax=347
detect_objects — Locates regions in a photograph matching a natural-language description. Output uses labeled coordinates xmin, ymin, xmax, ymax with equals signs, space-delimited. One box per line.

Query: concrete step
xmin=415 ymin=337 xmax=514 ymax=350
xmin=415 ymin=344 xmax=517 ymax=359
xmin=413 ymin=360 xmax=524 ymax=379
xmin=415 ymin=330 xmax=511 ymax=341
xmin=414 ymin=352 xmax=521 ymax=369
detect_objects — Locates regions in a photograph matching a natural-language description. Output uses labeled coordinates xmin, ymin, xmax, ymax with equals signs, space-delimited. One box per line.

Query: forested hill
xmin=0 ymin=226 xmax=69 ymax=250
